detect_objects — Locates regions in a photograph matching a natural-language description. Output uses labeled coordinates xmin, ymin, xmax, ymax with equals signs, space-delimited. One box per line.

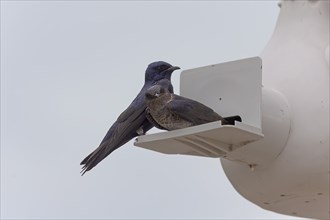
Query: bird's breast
xmin=149 ymin=106 xmax=193 ymax=130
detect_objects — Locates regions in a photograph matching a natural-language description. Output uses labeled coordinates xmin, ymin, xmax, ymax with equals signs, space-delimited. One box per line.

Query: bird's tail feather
xmin=80 ymin=126 xmax=137 ymax=175
xmin=80 ymin=140 xmax=121 ymax=175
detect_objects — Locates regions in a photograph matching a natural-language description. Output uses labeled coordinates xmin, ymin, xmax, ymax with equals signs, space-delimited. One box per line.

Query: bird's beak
xmin=166 ymin=66 xmax=180 ymax=72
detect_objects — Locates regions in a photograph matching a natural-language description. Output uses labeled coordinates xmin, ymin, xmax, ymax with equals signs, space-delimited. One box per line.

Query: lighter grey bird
xmin=145 ymin=82 xmax=231 ymax=130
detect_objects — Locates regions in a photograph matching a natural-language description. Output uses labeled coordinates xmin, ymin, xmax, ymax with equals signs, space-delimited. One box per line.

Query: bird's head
xmin=145 ymin=84 xmax=169 ymax=101
xmin=145 ymin=61 xmax=180 ymax=82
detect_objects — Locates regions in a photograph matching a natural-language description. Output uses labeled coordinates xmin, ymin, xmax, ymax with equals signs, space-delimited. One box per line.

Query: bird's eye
xmin=158 ymin=65 xmax=168 ymax=71
xmin=145 ymin=92 xmax=155 ymax=99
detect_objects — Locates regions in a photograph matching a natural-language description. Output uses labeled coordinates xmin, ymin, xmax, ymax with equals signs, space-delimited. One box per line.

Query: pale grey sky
xmin=1 ymin=1 xmax=303 ymax=219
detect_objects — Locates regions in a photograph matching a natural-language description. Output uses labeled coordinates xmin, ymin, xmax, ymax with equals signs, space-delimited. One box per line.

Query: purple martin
xmin=145 ymin=82 xmax=236 ymax=130
xmin=80 ymin=62 xmax=180 ymax=175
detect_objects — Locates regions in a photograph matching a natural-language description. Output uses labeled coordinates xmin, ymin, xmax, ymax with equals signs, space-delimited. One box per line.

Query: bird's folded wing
xmin=167 ymin=95 xmax=223 ymax=125
xmin=116 ymin=95 xmax=146 ymax=123
xmin=80 ymin=95 xmax=150 ymax=174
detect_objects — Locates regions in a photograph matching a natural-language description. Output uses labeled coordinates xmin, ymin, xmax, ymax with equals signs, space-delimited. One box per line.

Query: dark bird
xmin=145 ymin=82 xmax=240 ymax=130
xmin=80 ymin=61 xmax=180 ymax=175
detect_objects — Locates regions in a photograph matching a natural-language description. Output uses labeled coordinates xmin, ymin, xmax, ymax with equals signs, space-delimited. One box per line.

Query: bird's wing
xmin=116 ymin=96 xmax=144 ymax=123
xmin=80 ymin=93 xmax=152 ymax=175
xmin=167 ymin=95 xmax=224 ymax=125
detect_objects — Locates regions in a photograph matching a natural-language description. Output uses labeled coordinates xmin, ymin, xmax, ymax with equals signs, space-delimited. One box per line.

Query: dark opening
xmin=223 ymin=115 xmax=242 ymax=125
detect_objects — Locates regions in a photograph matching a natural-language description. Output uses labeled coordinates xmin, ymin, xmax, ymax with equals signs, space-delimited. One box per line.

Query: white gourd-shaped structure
xmin=221 ymin=0 xmax=329 ymax=219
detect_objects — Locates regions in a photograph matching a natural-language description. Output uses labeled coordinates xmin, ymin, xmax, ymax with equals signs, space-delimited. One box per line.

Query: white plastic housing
xmin=135 ymin=57 xmax=266 ymax=161
xmin=221 ymin=0 xmax=329 ymax=219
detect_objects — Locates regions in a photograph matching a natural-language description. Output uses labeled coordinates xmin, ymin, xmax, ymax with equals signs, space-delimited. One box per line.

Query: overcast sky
xmin=1 ymin=1 xmax=304 ymax=219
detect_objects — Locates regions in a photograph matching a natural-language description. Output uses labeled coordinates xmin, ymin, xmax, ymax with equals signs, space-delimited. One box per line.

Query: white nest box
xmin=135 ymin=57 xmax=266 ymax=159
xmin=135 ymin=0 xmax=329 ymax=219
